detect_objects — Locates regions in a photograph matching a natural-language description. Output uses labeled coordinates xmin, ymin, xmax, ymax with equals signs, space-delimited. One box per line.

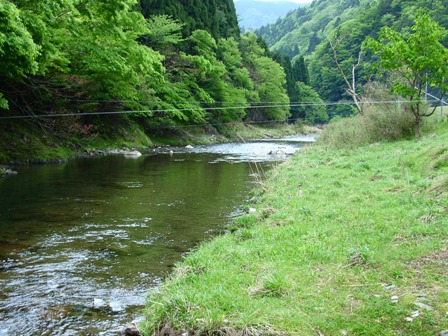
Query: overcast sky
xmin=234 ymin=0 xmax=310 ymax=3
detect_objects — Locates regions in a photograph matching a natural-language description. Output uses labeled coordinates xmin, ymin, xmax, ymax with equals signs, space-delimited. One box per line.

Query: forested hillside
xmin=0 ymin=0 xmax=294 ymax=163
xmin=139 ymin=0 xmax=239 ymax=39
xmin=256 ymin=0 xmax=448 ymax=117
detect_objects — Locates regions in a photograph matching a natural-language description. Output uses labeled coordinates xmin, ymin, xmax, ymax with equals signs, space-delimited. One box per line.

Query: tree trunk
xmin=415 ymin=116 xmax=421 ymax=138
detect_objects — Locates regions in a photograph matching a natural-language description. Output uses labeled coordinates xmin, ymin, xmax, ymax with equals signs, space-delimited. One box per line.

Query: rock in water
xmin=93 ymin=298 xmax=107 ymax=309
xmin=109 ymin=301 xmax=123 ymax=312
xmin=123 ymin=150 xmax=142 ymax=158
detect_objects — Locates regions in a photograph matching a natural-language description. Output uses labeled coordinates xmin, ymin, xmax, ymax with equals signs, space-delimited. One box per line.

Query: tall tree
xmin=292 ymin=55 xmax=310 ymax=85
xmin=239 ymin=33 xmax=290 ymax=122
xmin=293 ymin=82 xmax=328 ymax=123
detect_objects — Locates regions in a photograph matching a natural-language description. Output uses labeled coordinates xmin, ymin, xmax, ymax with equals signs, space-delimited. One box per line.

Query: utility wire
xmin=0 ymin=99 xmax=442 ymax=120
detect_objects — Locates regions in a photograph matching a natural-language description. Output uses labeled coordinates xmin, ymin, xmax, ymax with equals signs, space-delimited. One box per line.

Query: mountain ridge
xmin=234 ymin=0 xmax=310 ymax=30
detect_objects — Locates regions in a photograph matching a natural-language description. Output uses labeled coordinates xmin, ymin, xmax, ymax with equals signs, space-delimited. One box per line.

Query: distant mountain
xmin=254 ymin=0 xmax=448 ymax=105
xmin=234 ymin=0 xmax=310 ymax=30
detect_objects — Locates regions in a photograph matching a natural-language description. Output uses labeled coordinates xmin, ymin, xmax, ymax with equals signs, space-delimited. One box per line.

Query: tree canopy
xmin=0 ymin=0 xmax=294 ymax=139
xmin=255 ymin=0 xmax=448 ymax=120
xmin=365 ymin=11 xmax=448 ymax=136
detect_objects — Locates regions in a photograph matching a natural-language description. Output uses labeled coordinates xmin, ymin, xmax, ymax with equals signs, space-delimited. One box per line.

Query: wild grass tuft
xmin=318 ymin=102 xmax=415 ymax=148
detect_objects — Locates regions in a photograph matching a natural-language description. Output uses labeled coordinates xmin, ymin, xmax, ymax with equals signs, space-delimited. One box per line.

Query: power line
xmin=0 ymin=99 xmax=441 ymax=120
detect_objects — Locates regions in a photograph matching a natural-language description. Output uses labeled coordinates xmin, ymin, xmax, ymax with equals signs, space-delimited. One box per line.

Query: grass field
xmin=141 ymin=119 xmax=448 ymax=336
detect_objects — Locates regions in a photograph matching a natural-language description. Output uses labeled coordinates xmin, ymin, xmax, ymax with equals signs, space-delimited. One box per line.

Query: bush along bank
xmin=141 ymin=123 xmax=448 ymax=335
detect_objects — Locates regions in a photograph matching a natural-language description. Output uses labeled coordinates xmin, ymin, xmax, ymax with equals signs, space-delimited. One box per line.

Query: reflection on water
xmin=0 ymin=139 xmax=309 ymax=335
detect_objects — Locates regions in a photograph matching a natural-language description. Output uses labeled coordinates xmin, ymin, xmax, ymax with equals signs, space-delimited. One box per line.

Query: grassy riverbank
xmin=141 ymin=121 xmax=448 ymax=335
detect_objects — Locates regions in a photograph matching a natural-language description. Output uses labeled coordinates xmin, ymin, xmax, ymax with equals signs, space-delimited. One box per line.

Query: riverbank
xmin=0 ymin=118 xmax=310 ymax=165
xmin=141 ymin=123 xmax=448 ymax=335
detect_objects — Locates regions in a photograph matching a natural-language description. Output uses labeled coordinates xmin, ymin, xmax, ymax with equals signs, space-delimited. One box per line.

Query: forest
xmin=0 ymin=0 xmax=303 ymax=163
xmin=256 ymin=0 xmax=448 ymax=120
xmin=1 ymin=0 xmax=447 ymax=163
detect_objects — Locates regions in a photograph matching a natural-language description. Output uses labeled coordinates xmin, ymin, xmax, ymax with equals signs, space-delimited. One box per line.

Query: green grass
xmin=141 ymin=120 xmax=448 ymax=335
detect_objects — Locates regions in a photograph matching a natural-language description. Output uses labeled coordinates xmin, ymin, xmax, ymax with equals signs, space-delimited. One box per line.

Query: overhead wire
xmin=0 ymin=98 xmax=444 ymax=120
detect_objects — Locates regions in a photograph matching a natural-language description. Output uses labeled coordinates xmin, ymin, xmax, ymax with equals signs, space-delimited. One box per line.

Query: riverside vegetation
xmin=0 ymin=120 xmax=306 ymax=164
xmin=141 ymin=108 xmax=448 ymax=335
xmin=1 ymin=0 xmax=321 ymax=165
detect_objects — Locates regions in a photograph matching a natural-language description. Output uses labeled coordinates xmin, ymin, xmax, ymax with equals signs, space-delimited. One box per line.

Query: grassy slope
xmin=142 ymin=122 xmax=448 ymax=335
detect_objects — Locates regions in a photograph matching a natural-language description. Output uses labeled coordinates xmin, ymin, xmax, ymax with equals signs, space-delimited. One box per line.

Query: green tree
xmin=0 ymin=2 xmax=35 ymax=108
xmin=239 ymin=33 xmax=290 ymax=122
xmin=292 ymin=55 xmax=310 ymax=85
xmin=140 ymin=15 xmax=184 ymax=50
xmin=140 ymin=15 xmax=209 ymax=124
xmin=251 ymin=56 xmax=290 ymax=121
xmin=365 ymin=11 xmax=448 ymax=137
xmin=293 ymin=82 xmax=328 ymax=123
xmin=0 ymin=0 xmax=73 ymax=109
xmin=216 ymin=37 xmax=255 ymax=121
xmin=63 ymin=0 xmax=166 ymax=110
xmin=0 ymin=1 xmax=39 ymax=79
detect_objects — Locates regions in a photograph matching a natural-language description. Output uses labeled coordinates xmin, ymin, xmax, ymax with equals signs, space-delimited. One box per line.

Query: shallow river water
xmin=0 ymin=137 xmax=313 ymax=335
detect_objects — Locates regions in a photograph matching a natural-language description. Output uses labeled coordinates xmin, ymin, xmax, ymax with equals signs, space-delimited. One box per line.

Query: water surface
xmin=0 ymin=139 xmax=311 ymax=335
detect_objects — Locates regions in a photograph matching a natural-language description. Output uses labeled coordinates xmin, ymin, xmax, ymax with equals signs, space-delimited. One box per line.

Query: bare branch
xmin=327 ymin=35 xmax=364 ymax=114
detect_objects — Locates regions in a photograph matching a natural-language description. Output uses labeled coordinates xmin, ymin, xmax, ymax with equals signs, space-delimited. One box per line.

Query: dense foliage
xmin=0 ymin=0 xmax=295 ymax=150
xmin=138 ymin=0 xmax=239 ymax=40
xmin=365 ymin=11 xmax=448 ymax=137
xmin=256 ymin=0 xmax=448 ymax=119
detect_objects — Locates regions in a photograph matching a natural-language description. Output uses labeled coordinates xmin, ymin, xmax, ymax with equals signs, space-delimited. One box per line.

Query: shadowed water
xmin=0 ymin=139 xmax=311 ymax=335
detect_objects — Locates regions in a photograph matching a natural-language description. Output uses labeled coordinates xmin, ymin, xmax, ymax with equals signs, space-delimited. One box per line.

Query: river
xmin=0 ymin=137 xmax=314 ymax=335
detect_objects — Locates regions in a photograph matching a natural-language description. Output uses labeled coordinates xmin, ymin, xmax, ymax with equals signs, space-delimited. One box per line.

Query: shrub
xmin=318 ymin=104 xmax=414 ymax=148
xmin=318 ymin=83 xmax=415 ymax=147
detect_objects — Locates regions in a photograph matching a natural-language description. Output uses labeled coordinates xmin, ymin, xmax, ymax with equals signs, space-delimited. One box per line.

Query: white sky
xmin=234 ymin=0 xmax=311 ymax=3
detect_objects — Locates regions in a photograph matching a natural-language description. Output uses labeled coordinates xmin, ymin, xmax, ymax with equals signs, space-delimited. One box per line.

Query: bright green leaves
xmin=365 ymin=11 xmax=448 ymax=136
xmin=1 ymin=0 xmax=295 ymax=128
xmin=251 ymin=56 xmax=290 ymax=121
xmin=238 ymin=33 xmax=290 ymax=122
xmin=294 ymin=82 xmax=328 ymax=124
xmin=65 ymin=4 xmax=165 ymax=104
xmin=142 ymin=15 xmax=184 ymax=49
xmin=189 ymin=30 xmax=218 ymax=58
xmin=0 ymin=1 xmax=40 ymax=78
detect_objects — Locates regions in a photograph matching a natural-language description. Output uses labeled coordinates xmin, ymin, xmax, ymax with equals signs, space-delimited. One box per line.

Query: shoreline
xmin=140 ymin=128 xmax=448 ymax=335
xmin=0 ymin=123 xmax=314 ymax=166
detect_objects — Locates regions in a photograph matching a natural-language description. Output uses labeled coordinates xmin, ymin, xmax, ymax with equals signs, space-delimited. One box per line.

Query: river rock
xmin=382 ymin=284 xmax=395 ymax=290
xmin=185 ymin=145 xmax=194 ymax=149
xmin=437 ymin=331 xmax=448 ymax=336
xmin=93 ymin=298 xmax=107 ymax=309
xmin=415 ymin=302 xmax=433 ymax=311
xmin=109 ymin=301 xmax=124 ymax=312
xmin=122 ymin=150 xmax=142 ymax=158
xmin=124 ymin=327 xmax=140 ymax=335
xmin=0 ymin=168 xmax=18 ymax=177
xmin=248 ymin=208 xmax=256 ymax=214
